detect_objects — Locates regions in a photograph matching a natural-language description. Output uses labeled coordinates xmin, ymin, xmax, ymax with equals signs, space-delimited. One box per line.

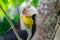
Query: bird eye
xmin=24 ymin=9 xmax=26 ymax=10
xmin=28 ymin=6 xmax=30 ymax=8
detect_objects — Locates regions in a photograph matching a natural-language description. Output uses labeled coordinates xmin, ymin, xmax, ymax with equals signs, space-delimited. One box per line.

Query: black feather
xmin=3 ymin=29 xmax=28 ymax=40
xmin=30 ymin=14 xmax=36 ymax=40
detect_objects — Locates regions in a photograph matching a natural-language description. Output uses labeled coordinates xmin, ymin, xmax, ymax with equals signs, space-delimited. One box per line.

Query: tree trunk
xmin=31 ymin=0 xmax=60 ymax=40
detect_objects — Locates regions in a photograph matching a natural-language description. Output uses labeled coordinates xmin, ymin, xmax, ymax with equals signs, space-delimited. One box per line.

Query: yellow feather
xmin=22 ymin=15 xmax=33 ymax=29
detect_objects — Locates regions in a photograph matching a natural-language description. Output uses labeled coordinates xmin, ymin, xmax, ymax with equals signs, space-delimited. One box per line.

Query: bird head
xmin=20 ymin=1 xmax=38 ymax=17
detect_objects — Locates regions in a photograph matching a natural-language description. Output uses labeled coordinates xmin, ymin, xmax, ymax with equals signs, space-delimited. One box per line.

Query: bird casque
xmin=20 ymin=1 xmax=38 ymax=40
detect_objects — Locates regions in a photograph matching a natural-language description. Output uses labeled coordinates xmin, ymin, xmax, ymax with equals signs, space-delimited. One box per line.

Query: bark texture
xmin=31 ymin=0 xmax=60 ymax=40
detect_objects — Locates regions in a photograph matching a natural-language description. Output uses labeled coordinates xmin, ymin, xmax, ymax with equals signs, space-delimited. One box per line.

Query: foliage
xmin=31 ymin=0 xmax=38 ymax=7
xmin=0 ymin=0 xmax=38 ymax=35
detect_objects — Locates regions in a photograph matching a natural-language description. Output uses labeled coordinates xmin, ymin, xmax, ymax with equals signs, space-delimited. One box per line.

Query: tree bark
xmin=31 ymin=0 xmax=60 ymax=40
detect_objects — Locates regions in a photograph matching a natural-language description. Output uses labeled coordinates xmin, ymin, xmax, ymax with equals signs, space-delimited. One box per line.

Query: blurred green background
xmin=0 ymin=0 xmax=38 ymax=36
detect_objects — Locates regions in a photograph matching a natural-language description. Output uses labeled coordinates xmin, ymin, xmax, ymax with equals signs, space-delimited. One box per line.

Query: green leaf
xmin=14 ymin=14 xmax=20 ymax=20
xmin=0 ymin=1 xmax=7 ymax=11
xmin=0 ymin=17 xmax=10 ymax=36
xmin=12 ymin=0 xmax=17 ymax=7
xmin=0 ymin=9 xmax=4 ymax=16
xmin=2 ymin=0 xmax=8 ymax=5
xmin=31 ymin=0 xmax=38 ymax=7
xmin=7 ymin=0 xmax=13 ymax=8
xmin=17 ymin=0 xmax=24 ymax=5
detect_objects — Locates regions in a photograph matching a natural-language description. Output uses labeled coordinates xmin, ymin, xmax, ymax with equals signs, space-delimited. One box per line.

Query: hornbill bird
xmin=0 ymin=1 xmax=38 ymax=40
xmin=19 ymin=1 xmax=38 ymax=40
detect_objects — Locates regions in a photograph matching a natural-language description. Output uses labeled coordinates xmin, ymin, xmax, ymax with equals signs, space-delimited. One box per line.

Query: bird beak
xmin=22 ymin=9 xmax=26 ymax=14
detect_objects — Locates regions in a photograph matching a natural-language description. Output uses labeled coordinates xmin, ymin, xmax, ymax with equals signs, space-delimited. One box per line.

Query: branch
xmin=50 ymin=16 xmax=60 ymax=40
xmin=0 ymin=5 xmax=22 ymax=40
